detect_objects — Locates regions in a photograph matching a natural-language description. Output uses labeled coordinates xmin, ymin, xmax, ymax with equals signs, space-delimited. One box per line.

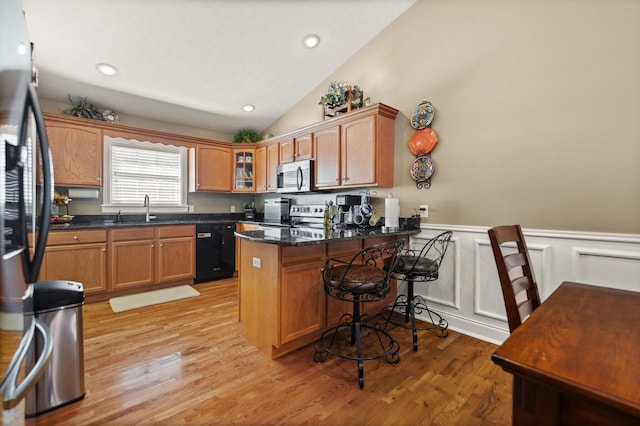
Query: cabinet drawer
xmin=110 ymin=227 xmax=155 ymax=242
xmin=281 ymin=244 xmax=325 ymax=265
xmin=47 ymin=229 xmax=106 ymax=245
xmin=158 ymin=225 xmax=195 ymax=238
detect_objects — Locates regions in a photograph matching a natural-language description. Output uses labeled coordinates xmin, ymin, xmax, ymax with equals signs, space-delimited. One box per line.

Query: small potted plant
xmin=233 ymin=129 xmax=260 ymax=143
xmin=61 ymin=95 xmax=105 ymax=121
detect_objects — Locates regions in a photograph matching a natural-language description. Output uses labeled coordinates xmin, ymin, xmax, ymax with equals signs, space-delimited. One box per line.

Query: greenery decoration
xmin=233 ymin=129 xmax=260 ymax=143
xmin=319 ymin=81 xmax=363 ymax=109
xmin=61 ymin=95 xmax=105 ymax=121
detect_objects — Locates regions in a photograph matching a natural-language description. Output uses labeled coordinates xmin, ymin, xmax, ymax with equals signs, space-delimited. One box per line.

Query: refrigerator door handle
xmin=1 ymin=319 xmax=53 ymax=410
xmin=21 ymin=83 xmax=53 ymax=283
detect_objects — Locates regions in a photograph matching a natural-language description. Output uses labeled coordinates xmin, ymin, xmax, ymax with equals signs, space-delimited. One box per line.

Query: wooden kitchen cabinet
xmin=189 ymin=144 xmax=232 ymax=192
xmin=279 ymin=245 xmax=325 ymax=345
xmin=109 ymin=225 xmax=195 ymax=290
xmin=279 ymin=133 xmax=313 ymax=164
xmin=44 ymin=117 xmax=103 ymax=187
xmin=341 ymin=115 xmax=377 ymax=187
xmin=42 ymin=229 xmax=107 ymax=295
xmin=157 ymin=225 xmax=195 ymax=283
xmin=254 ymin=146 xmax=267 ymax=192
xmin=232 ymin=148 xmax=255 ymax=192
xmin=313 ymin=126 xmax=341 ymax=189
xmin=278 ymin=137 xmax=295 ymax=164
xmin=314 ymin=104 xmax=398 ymax=190
xmin=255 ymin=142 xmax=279 ymax=193
xmin=110 ymin=227 xmax=156 ymax=289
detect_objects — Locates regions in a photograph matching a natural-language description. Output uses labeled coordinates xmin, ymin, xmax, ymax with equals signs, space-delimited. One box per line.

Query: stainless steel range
xmin=290 ymin=204 xmax=327 ymax=227
xmin=288 ymin=204 xmax=329 ymax=239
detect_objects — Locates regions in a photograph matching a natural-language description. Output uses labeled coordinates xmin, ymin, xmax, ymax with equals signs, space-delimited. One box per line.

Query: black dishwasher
xmin=195 ymin=224 xmax=236 ymax=283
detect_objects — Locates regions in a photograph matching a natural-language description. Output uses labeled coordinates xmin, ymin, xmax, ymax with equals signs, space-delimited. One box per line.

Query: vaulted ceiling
xmin=23 ymin=0 xmax=415 ymax=134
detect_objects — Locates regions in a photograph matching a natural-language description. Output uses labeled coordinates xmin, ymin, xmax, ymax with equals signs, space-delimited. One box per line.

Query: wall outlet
xmin=230 ymin=205 xmax=236 ymax=213
xmin=419 ymin=205 xmax=429 ymax=218
xmin=252 ymin=257 xmax=261 ymax=268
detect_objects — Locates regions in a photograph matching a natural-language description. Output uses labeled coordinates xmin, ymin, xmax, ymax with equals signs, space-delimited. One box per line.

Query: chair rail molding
xmin=404 ymin=224 xmax=640 ymax=345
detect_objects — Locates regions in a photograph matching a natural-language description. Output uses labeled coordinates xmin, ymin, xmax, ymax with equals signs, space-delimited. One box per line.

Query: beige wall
xmin=267 ymin=0 xmax=640 ymax=234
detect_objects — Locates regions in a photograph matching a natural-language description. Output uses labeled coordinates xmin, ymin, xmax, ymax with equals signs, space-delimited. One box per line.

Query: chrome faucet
xmin=144 ymin=194 xmax=151 ymax=222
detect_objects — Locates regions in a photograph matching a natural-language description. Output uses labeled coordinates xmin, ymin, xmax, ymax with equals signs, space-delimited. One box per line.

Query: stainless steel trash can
xmin=25 ymin=280 xmax=85 ymax=417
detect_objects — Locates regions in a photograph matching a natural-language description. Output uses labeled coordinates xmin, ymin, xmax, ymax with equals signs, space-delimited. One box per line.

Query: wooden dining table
xmin=492 ymin=281 xmax=640 ymax=425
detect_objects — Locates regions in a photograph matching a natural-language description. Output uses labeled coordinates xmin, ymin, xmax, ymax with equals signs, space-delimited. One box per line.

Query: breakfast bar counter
xmin=235 ymin=225 xmax=419 ymax=358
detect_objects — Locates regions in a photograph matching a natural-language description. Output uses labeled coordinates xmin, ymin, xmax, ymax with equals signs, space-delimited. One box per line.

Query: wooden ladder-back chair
xmin=488 ymin=225 xmax=541 ymax=333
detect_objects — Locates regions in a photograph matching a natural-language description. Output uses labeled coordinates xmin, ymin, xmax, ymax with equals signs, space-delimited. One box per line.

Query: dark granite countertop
xmin=48 ymin=213 xmax=245 ymax=231
xmin=234 ymin=225 xmax=420 ymax=246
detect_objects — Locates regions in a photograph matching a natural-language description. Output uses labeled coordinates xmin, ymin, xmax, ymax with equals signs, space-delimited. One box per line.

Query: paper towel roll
xmin=385 ymin=197 xmax=400 ymax=229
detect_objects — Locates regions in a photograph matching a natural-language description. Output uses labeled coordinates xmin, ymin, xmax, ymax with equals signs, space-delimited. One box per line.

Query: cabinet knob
xmin=150 ymin=244 xmax=154 ymax=248
xmin=101 ymin=248 xmax=106 ymax=252
xmin=73 ymin=235 xmax=79 ymax=240
xmin=160 ymin=243 xmax=164 ymax=247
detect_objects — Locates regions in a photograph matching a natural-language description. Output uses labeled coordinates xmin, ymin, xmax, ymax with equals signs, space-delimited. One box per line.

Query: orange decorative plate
xmin=408 ymin=128 xmax=438 ymax=156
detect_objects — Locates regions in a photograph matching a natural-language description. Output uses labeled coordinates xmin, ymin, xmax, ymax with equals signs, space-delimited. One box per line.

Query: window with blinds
xmin=103 ymin=137 xmax=188 ymax=211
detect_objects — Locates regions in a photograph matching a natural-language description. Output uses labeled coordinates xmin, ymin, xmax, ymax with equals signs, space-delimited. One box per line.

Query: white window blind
xmin=103 ymin=137 xmax=188 ymax=210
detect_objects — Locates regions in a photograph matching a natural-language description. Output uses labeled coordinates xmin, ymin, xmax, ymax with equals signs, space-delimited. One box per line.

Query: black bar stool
xmin=313 ymin=239 xmax=404 ymax=388
xmin=380 ymin=231 xmax=453 ymax=351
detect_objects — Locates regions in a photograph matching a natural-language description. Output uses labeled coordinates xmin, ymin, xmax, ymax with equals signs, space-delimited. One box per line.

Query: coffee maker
xmin=335 ymin=194 xmax=361 ymax=227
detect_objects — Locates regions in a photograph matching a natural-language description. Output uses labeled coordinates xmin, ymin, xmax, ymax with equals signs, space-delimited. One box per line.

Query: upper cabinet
xmin=313 ymin=126 xmax=341 ymax=189
xmin=41 ymin=103 xmax=396 ymax=194
xmin=255 ymin=142 xmax=280 ymax=193
xmin=313 ymin=104 xmax=398 ymax=190
xmin=44 ymin=115 xmax=103 ymax=188
xmin=188 ymin=144 xmax=232 ymax=192
xmin=232 ymin=148 xmax=255 ymax=192
xmin=279 ymin=133 xmax=313 ymax=164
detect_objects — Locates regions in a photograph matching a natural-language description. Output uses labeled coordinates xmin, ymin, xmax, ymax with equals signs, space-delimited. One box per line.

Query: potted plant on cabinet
xmin=319 ymin=81 xmax=364 ymax=120
xmin=233 ymin=129 xmax=260 ymax=143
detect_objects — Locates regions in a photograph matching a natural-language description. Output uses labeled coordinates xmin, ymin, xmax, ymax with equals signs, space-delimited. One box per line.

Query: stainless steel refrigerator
xmin=1 ymin=0 xmax=55 ymax=423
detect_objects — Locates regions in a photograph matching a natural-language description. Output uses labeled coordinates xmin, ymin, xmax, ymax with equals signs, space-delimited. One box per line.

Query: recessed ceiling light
xmin=242 ymin=104 xmax=255 ymax=112
xmin=302 ymin=34 xmax=320 ymax=49
xmin=96 ymin=63 xmax=118 ymax=76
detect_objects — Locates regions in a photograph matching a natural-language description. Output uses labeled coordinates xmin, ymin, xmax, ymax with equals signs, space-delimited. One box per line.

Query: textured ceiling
xmin=22 ymin=0 xmax=415 ymax=135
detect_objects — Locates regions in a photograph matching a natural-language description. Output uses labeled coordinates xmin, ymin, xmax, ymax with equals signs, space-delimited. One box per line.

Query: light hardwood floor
xmin=27 ymin=278 xmax=512 ymax=425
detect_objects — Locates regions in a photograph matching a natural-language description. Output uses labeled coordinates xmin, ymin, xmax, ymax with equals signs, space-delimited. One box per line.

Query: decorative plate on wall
xmin=410 ymin=100 xmax=434 ymax=130
xmin=408 ymin=127 xmax=438 ymax=156
xmin=410 ymin=155 xmax=435 ymax=181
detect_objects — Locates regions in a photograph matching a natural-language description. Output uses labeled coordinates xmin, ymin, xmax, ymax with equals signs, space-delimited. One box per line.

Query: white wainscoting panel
xmin=402 ymin=224 xmax=640 ymax=345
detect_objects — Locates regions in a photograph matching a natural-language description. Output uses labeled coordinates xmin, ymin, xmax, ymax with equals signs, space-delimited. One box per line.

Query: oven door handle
xmin=1 ymin=319 xmax=53 ymax=410
xmin=296 ymin=166 xmax=303 ymax=191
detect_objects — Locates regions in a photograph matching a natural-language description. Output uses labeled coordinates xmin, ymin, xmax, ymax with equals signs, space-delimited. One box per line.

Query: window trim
xmin=101 ymin=136 xmax=192 ymax=214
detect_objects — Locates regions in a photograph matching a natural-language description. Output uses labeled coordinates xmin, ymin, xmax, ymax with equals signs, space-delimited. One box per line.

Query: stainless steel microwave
xmin=276 ymin=159 xmax=314 ymax=193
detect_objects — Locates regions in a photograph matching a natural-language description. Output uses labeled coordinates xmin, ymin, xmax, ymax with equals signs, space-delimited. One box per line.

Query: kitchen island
xmin=235 ymin=226 xmax=419 ymax=358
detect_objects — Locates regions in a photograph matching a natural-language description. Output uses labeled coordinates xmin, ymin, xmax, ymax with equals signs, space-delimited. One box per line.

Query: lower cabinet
xmin=110 ymin=225 xmax=195 ymax=290
xmin=43 ymin=225 xmax=195 ymax=301
xmin=157 ymin=226 xmax=195 ymax=282
xmin=110 ymin=228 xmax=156 ymax=289
xmin=279 ymin=245 xmax=325 ymax=345
xmin=42 ymin=229 xmax=108 ymax=295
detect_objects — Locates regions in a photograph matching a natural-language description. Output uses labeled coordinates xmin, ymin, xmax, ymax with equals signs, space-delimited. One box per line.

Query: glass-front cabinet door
xmin=233 ymin=148 xmax=255 ymax=192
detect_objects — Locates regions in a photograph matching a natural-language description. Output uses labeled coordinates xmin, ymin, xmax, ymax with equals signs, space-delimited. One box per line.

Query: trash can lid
xmin=31 ymin=280 xmax=84 ymax=312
